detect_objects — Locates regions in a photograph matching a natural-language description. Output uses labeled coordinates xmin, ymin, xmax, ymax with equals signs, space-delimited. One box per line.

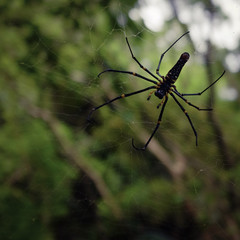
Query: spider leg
xmin=98 ymin=69 xmax=158 ymax=85
xmin=147 ymin=89 xmax=157 ymax=101
xmin=170 ymin=93 xmax=198 ymax=146
xmin=156 ymin=31 xmax=190 ymax=78
xmin=173 ymin=90 xmax=212 ymax=111
xmin=125 ymin=37 xmax=160 ymax=81
xmin=132 ymin=96 xmax=168 ymax=151
xmin=88 ymin=86 xmax=156 ymax=121
xmin=181 ymin=70 xmax=225 ymax=96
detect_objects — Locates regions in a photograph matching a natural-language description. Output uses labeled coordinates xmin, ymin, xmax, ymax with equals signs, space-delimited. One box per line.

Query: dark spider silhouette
xmin=88 ymin=32 xmax=225 ymax=150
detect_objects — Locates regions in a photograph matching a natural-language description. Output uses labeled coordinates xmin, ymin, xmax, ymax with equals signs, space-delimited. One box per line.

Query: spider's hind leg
xmin=180 ymin=71 xmax=225 ymax=97
xmin=156 ymin=31 xmax=190 ymax=77
xmin=125 ymin=37 xmax=159 ymax=81
xmin=173 ymin=90 xmax=212 ymax=111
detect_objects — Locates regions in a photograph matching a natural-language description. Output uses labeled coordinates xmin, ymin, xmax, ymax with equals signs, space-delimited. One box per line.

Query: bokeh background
xmin=1 ymin=0 xmax=240 ymax=239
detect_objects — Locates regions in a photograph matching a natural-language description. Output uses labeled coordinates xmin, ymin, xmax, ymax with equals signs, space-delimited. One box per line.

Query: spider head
xmin=154 ymin=88 xmax=166 ymax=99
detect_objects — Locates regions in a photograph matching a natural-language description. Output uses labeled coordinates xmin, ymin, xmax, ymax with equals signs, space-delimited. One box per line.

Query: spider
xmin=88 ymin=31 xmax=225 ymax=151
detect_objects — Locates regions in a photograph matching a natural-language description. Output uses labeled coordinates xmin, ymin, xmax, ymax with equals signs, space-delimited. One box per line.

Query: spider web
xmin=3 ymin=0 xmax=240 ymax=239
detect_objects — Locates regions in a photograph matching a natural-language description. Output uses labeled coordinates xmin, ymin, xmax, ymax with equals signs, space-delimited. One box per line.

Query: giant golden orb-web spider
xmin=88 ymin=32 xmax=225 ymax=150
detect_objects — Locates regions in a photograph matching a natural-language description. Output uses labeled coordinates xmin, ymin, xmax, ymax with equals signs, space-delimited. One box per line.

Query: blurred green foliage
xmin=0 ymin=0 xmax=240 ymax=239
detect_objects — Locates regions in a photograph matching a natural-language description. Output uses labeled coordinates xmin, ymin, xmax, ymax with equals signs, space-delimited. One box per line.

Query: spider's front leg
xmin=87 ymin=86 xmax=157 ymax=122
xmin=132 ymin=96 xmax=168 ymax=151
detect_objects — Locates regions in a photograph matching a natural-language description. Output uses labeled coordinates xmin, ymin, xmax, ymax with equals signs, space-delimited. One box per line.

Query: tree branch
xmin=22 ymin=100 xmax=123 ymax=219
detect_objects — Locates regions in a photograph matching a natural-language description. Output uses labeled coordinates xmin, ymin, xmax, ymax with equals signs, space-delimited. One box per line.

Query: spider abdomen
xmin=166 ymin=52 xmax=190 ymax=82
